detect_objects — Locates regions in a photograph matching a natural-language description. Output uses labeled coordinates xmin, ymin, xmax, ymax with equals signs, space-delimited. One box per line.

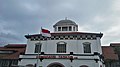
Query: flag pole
xmin=36 ymin=27 xmax=51 ymax=67
xmin=36 ymin=41 xmax=41 ymax=67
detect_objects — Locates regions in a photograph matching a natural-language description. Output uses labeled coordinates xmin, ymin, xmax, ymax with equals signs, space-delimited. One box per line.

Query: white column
xmin=61 ymin=26 xmax=62 ymax=31
xmin=56 ymin=26 xmax=58 ymax=32
xmin=75 ymin=26 xmax=76 ymax=31
xmin=96 ymin=37 xmax=102 ymax=54
xmin=72 ymin=26 xmax=74 ymax=31
xmin=76 ymin=26 xmax=78 ymax=31
xmin=54 ymin=27 xmax=56 ymax=32
xmin=67 ymin=26 xmax=69 ymax=31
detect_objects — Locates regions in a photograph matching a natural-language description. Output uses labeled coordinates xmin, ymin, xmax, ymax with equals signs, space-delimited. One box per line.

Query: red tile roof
xmin=25 ymin=32 xmax=103 ymax=39
xmin=110 ymin=43 xmax=120 ymax=47
xmin=102 ymin=46 xmax=118 ymax=60
xmin=4 ymin=44 xmax=26 ymax=48
xmin=0 ymin=44 xmax=26 ymax=59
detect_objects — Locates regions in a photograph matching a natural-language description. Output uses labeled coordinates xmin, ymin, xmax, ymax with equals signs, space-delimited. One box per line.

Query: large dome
xmin=53 ymin=19 xmax=78 ymax=27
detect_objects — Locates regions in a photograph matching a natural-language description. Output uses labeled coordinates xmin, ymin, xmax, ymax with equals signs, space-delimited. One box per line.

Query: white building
xmin=19 ymin=19 xmax=104 ymax=67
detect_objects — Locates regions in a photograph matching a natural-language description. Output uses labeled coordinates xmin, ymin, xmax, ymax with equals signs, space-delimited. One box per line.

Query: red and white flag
xmin=41 ymin=28 xmax=51 ymax=37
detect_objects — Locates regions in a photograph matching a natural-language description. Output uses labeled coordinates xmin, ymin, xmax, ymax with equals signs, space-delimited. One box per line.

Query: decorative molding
xmin=30 ymin=35 xmax=97 ymax=41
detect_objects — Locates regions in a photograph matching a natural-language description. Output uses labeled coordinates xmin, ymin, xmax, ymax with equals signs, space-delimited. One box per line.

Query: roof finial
xmin=65 ymin=17 xmax=67 ymax=20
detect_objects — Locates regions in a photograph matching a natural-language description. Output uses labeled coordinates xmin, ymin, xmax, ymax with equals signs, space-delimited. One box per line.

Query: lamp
xmin=39 ymin=56 xmax=44 ymax=62
xmin=94 ymin=52 xmax=100 ymax=55
xmin=70 ymin=52 xmax=73 ymax=55
xmin=41 ymin=52 xmax=44 ymax=55
xmin=39 ymin=52 xmax=44 ymax=62
xmin=70 ymin=52 xmax=73 ymax=62
xmin=70 ymin=57 xmax=73 ymax=62
xmin=94 ymin=59 xmax=99 ymax=63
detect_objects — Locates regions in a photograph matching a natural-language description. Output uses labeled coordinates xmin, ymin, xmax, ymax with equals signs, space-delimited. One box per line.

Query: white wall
xmin=19 ymin=36 xmax=103 ymax=67
xmin=19 ymin=59 xmax=100 ymax=67
xmin=25 ymin=37 xmax=102 ymax=54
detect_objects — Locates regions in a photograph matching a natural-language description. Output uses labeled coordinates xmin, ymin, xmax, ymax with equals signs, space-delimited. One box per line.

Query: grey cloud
xmin=0 ymin=32 xmax=24 ymax=45
xmin=0 ymin=0 xmax=119 ymax=46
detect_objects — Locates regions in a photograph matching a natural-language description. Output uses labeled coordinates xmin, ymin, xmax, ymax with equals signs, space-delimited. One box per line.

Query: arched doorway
xmin=80 ymin=65 xmax=88 ymax=67
xmin=26 ymin=64 xmax=34 ymax=67
xmin=47 ymin=62 xmax=65 ymax=67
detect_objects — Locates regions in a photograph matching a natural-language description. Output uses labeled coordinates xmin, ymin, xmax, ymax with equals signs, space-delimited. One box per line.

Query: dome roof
xmin=53 ymin=19 xmax=78 ymax=27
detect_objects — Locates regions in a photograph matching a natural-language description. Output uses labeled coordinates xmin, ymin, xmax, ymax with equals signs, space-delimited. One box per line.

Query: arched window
xmin=57 ymin=41 xmax=67 ymax=53
xmin=47 ymin=62 xmax=65 ymax=67
xmin=34 ymin=42 xmax=42 ymax=53
xmin=80 ymin=65 xmax=88 ymax=67
xmin=26 ymin=64 xmax=34 ymax=67
xmin=62 ymin=27 xmax=68 ymax=31
xmin=83 ymin=42 xmax=91 ymax=53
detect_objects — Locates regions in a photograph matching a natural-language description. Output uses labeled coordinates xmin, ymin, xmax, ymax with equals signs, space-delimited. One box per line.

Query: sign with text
xmin=36 ymin=55 xmax=78 ymax=59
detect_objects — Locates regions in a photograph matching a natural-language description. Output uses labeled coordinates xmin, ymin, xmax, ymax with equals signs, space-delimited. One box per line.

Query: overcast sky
xmin=0 ymin=0 xmax=120 ymax=46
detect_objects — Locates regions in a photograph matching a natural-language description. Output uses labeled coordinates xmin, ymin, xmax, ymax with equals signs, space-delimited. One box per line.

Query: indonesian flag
xmin=41 ymin=28 xmax=51 ymax=37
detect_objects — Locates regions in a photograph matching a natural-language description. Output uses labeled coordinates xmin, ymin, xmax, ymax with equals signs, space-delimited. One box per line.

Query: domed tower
xmin=53 ymin=18 xmax=78 ymax=33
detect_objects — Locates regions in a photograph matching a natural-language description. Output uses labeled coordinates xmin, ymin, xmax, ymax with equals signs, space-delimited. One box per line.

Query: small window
xmin=35 ymin=42 xmax=42 ymax=53
xmin=83 ymin=42 xmax=91 ymax=53
xmin=69 ymin=26 xmax=72 ymax=31
xmin=62 ymin=27 xmax=68 ymax=31
xmin=57 ymin=41 xmax=67 ymax=53
xmin=58 ymin=27 xmax=61 ymax=31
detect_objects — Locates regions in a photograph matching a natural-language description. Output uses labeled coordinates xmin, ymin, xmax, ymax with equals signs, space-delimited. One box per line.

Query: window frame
xmin=62 ymin=27 xmax=68 ymax=31
xmin=83 ymin=42 xmax=91 ymax=53
xmin=57 ymin=41 xmax=67 ymax=53
xmin=69 ymin=26 xmax=72 ymax=31
xmin=58 ymin=27 xmax=61 ymax=31
xmin=34 ymin=42 xmax=42 ymax=53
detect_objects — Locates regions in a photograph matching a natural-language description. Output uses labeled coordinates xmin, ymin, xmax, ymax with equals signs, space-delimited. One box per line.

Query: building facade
xmin=101 ymin=43 xmax=120 ymax=67
xmin=18 ymin=19 xmax=104 ymax=67
xmin=102 ymin=46 xmax=119 ymax=67
xmin=0 ymin=44 xmax=26 ymax=67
